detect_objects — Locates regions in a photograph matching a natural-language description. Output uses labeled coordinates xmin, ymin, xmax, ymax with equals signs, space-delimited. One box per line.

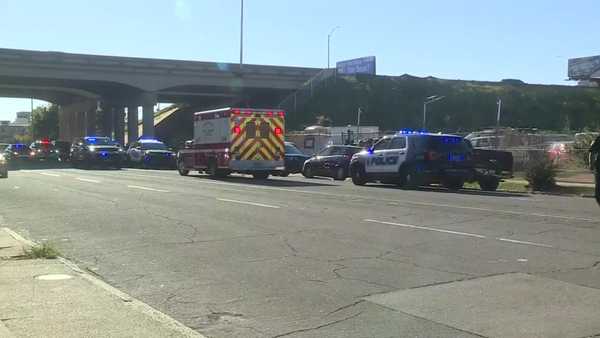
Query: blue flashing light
xmin=442 ymin=136 xmax=462 ymax=144
xmin=398 ymin=128 xmax=429 ymax=135
xmin=139 ymin=139 xmax=162 ymax=144
xmin=85 ymin=137 xmax=98 ymax=144
xmin=100 ymin=151 xmax=108 ymax=157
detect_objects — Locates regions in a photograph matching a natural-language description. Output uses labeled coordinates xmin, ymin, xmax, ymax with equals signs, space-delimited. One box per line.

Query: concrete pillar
xmin=142 ymin=103 xmax=155 ymax=138
xmin=127 ymin=105 xmax=138 ymax=145
xmin=85 ymin=110 xmax=96 ymax=136
xmin=113 ymin=106 xmax=125 ymax=146
xmin=101 ymin=105 xmax=114 ymax=137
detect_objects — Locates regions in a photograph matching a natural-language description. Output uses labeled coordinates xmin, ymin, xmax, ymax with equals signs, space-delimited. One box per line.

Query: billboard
xmin=336 ymin=56 xmax=376 ymax=75
xmin=568 ymin=55 xmax=600 ymax=80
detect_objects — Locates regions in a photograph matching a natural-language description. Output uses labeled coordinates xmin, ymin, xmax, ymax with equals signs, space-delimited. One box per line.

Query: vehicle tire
xmin=302 ymin=164 xmax=314 ymax=178
xmin=333 ymin=167 xmax=346 ymax=181
xmin=253 ymin=172 xmax=269 ymax=179
xmin=399 ymin=165 xmax=421 ymax=189
xmin=207 ymin=158 xmax=218 ymax=177
xmin=350 ymin=164 xmax=367 ymax=186
xmin=479 ymin=176 xmax=500 ymax=191
xmin=442 ymin=177 xmax=465 ymax=190
xmin=279 ymin=170 xmax=289 ymax=177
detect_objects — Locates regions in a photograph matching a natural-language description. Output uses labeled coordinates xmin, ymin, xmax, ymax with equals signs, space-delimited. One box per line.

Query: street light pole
xmin=327 ymin=26 xmax=340 ymax=69
xmin=422 ymin=95 xmax=445 ymax=130
xmin=239 ymin=0 xmax=244 ymax=70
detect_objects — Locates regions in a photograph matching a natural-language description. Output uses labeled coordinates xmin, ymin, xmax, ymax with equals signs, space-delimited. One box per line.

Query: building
xmin=0 ymin=111 xmax=31 ymax=143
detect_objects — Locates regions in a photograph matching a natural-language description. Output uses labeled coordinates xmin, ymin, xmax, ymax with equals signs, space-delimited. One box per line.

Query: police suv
xmin=349 ymin=131 xmax=473 ymax=189
xmin=127 ymin=138 xmax=176 ymax=169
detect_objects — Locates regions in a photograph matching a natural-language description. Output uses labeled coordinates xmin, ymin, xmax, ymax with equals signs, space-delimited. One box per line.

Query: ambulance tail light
xmin=277 ymin=111 xmax=285 ymax=118
xmin=233 ymin=126 xmax=242 ymax=135
xmin=274 ymin=127 xmax=283 ymax=136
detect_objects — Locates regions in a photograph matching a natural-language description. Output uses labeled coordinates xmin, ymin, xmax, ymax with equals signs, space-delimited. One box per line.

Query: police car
xmin=126 ymin=138 xmax=176 ymax=169
xmin=349 ymin=131 xmax=473 ymax=189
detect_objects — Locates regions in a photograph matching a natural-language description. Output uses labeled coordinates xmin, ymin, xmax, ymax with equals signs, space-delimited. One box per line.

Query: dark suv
xmin=71 ymin=137 xmax=125 ymax=169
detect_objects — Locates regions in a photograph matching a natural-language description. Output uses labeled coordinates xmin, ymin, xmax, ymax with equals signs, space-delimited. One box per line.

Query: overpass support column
xmin=141 ymin=93 xmax=156 ymax=138
xmin=113 ymin=106 xmax=125 ymax=145
xmin=101 ymin=104 xmax=114 ymax=138
xmin=127 ymin=105 xmax=138 ymax=145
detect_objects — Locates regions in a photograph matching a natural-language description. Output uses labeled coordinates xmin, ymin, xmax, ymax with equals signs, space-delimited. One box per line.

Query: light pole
xmin=327 ymin=26 xmax=340 ymax=69
xmin=357 ymin=107 xmax=363 ymax=137
xmin=239 ymin=0 xmax=244 ymax=70
xmin=423 ymin=95 xmax=445 ymax=130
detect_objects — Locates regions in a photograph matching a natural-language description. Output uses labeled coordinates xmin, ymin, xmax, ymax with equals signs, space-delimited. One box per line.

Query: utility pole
xmin=239 ymin=0 xmax=244 ymax=71
xmin=423 ymin=95 xmax=445 ymax=130
xmin=357 ymin=107 xmax=363 ymax=138
xmin=495 ymin=98 xmax=502 ymax=149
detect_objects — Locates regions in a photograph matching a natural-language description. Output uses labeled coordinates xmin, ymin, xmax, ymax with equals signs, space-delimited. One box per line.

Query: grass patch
xmin=23 ymin=242 xmax=60 ymax=259
xmin=464 ymin=181 xmax=528 ymax=193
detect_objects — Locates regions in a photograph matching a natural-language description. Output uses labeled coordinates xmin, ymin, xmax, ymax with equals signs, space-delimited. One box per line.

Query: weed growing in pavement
xmin=23 ymin=242 xmax=60 ymax=259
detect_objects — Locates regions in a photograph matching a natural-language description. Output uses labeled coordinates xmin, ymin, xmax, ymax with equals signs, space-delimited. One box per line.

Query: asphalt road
xmin=1 ymin=167 xmax=600 ymax=338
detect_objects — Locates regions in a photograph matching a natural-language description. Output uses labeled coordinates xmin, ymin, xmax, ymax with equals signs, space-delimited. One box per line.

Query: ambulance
xmin=177 ymin=108 xmax=285 ymax=179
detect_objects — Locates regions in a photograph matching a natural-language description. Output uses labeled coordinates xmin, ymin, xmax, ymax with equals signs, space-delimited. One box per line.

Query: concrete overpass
xmin=0 ymin=48 xmax=321 ymax=144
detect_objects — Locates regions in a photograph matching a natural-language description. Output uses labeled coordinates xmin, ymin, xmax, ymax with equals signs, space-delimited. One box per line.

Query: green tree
xmin=30 ymin=104 xmax=59 ymax=140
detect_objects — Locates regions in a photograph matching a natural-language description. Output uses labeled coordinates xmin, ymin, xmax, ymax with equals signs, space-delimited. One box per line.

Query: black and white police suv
xmin=126 ymin=138 xmax=176 ymax=169
xmin=349 ymin=131 xmax=476 ymax=189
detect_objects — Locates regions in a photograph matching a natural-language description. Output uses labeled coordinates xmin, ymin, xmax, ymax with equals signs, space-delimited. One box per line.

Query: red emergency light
xmin=274 ymin=127 xmax=283 ymax=136
xmin=266 ymin=111 xmax=273 ymax=117
xmin=277 ymin=111 xmax=285 ymax=118
xmin=232 ymin=126 xmax=242 ymax=134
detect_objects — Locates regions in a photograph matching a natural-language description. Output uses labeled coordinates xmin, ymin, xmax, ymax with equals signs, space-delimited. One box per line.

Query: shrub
xmin=525 ymin=157 xmax=556 ymax=191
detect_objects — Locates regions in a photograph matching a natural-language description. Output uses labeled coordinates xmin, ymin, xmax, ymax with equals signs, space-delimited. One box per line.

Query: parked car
xmin=280 ymin=142 xmax=310 ymax=176
xmin=29 ymin=139 xmax=60 ymax=161
xmin=71 ymin=136 xmax=125 ymax=169
xmin=0 ymin=143 xmax=9 ymax=152
xmin=0 ymin=153 xmax=7 ymax=178
xmin=303 ymin=145 xmax=363 ymax=180
xmin=126 ymin=138 xmax=176 ymax=169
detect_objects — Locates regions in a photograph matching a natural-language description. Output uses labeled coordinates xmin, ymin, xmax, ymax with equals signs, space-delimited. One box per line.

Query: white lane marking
xmin=46 ymin=169 xmax=596 ymax=223
xmin=216 ymin=198 xmax=280 ymax=209
xmin=364 ymin=219 xmax=487 ymax=239
xmin=39 ymin=172 xmax=60 ymax=177
xmin=365 ymin=219 xmax=556 ymax=248
xmin=127 ymin=185 xmax=169 ymax=193
xmin=76 ymin=177 xmax=101 ymax=183
xmin=496 ymin=238 xmax=553 ymax=248
xmin=13 ymin=186 xmax=20 ymax=189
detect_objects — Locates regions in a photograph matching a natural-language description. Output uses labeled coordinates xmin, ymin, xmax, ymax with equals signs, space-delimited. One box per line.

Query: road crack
xmin=271 ymin=311 xmax=363 ymax=338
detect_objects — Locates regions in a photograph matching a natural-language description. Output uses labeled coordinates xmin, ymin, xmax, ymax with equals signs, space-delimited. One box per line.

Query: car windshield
xmin=285 ymin=144 xmax=304 ymax=155
xmin=1 ymin=4 xmax=599 ymax=338
xmin=141 ymin=142 xmax=167 ymax=150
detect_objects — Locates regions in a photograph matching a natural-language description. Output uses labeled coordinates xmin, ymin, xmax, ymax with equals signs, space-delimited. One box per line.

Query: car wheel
xmin=334 ymin=167 xmax=346 ymax=181
xmin=302 ymin=164 xmax=314 ymax=178
xmin=399 ymin=165 xmax=421 ymax=189
xmin=350 ymin=164 xmax=367 ymax=186
xmin=177 ymin=160 xmax=189 ymax=176
xmin=279 ymin=170 xmax=289 ymax=177
xmin=253 ymin=172 xmax=269 ymax=179
xmin=479 ymin=177 xmax=500 ymax=191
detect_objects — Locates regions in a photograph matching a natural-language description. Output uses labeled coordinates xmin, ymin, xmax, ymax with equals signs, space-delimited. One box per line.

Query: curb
xmin=2 ymin=227 xmax=205 ymax=338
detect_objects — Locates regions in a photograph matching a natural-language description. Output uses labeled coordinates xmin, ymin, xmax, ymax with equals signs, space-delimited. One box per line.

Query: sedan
xmin=302 ymin=145 xmax=363 ymax=180
xmin=280 ymin=142 xmax=311 ymax=176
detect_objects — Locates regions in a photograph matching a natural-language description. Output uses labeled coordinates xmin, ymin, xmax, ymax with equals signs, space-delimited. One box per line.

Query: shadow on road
xmin=369 ymin=183 xmax=530 ymax=198
xmin=7 ymin=161 xmax=71 ymax=171
xmin=190 ymin=174 xmax=338 ymax=188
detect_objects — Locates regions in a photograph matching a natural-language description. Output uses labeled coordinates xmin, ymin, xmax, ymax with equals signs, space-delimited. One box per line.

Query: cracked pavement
xmin=1 ymin=168 xmax=600 ymax=337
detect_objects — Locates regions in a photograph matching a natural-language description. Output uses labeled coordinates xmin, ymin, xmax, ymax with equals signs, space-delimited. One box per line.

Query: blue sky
xmin=0 ymin=0 xmax=598 ymax=121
